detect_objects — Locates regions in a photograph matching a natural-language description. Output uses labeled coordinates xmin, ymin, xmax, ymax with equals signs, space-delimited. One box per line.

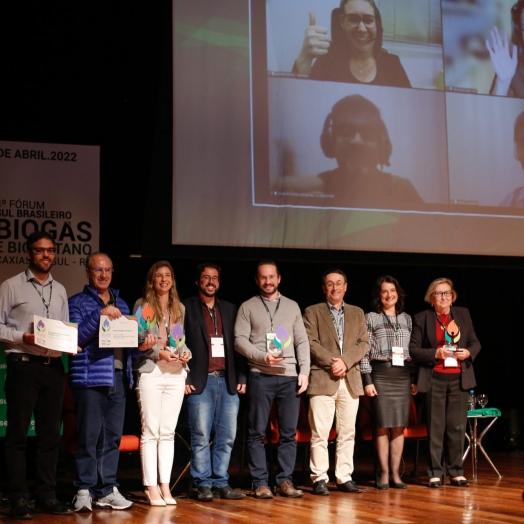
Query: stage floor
xmin=0 ymin=451 xmax=522 ymax=523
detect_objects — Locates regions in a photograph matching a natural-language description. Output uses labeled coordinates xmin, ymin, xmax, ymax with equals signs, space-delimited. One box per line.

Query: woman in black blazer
xmin=409 ymin=278 xmax=481 ymax=488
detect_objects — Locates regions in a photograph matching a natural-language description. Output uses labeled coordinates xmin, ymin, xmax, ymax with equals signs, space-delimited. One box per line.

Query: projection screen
xmin=173 ymin=0 xmax=524 ymax=257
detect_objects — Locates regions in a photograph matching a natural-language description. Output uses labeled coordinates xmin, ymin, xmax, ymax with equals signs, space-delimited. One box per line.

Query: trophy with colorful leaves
xmin=136 ymin=303 xmax=155 ymax=344
xmin=166 ymin=323 xmax=186 ymax=357
xmin=443 ymin=319 xmax=460 ymax=367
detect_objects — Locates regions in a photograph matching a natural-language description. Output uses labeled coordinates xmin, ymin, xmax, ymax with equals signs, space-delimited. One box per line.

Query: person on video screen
xmin=275 ymin=95 xmax=423 ymax=209
xmin=486 ymin=0 xmax=524 ymax=98
xmin=292 ymin=0 xmax=411 ymax=88
xmin=500 ymin=110 xmax=524 ymax=206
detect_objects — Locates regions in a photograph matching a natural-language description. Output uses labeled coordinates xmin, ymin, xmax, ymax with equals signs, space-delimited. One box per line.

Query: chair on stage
xmin=403 ymin=396 xmax=428 ymax=477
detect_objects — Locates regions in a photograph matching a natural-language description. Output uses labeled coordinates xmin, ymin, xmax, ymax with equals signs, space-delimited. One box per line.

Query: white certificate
xmin=34 ymin=315 xmax=78 ymax=354
xmin=99 ymin=315 xmax=138 ymax=348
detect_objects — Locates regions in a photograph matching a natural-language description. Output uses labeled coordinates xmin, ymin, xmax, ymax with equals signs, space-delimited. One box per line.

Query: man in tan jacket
xmin=303 ymin=269 xmax=369 ymax=495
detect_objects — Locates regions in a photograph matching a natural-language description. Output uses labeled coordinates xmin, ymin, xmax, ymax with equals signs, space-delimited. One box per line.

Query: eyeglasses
xmin=334 ymin=124 xmax=378 ymax=143
xmin=88 ymin=267 xmax=114 ymax=274
xmin=31 ymin=248 xmax=55 ymax=254
xmin=325 ymin=282 xmax=345 ymax=289
xmin=340 ymin=13 xmax=376 ymax=28
xmin=433 ymin=291 xmax=452 ymax=298
xmin=201 ymin=275 xmax=219 ymax=282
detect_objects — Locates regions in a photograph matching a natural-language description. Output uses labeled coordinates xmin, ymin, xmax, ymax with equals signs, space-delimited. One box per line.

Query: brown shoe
xmin=254 ymin=485 xmax=274 ymax=499
xmin=277 ymin=480 xmax=304 ymax=498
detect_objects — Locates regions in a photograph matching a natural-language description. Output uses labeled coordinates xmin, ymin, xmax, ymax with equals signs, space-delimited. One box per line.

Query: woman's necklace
xmin=350 ymin=57 xmax=376 ymax=81
xmin=436 ymin=312 xmax=450 ymax=331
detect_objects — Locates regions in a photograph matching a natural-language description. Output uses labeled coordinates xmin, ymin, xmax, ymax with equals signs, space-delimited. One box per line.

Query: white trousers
xmin=137 ymin=364 xmax=186 ymax=486
xmin=309 ymin=379 xmax=359 ymax=484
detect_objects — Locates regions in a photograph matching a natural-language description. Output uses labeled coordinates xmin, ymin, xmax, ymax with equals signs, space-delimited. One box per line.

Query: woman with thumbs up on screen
xmin=292 ymin=0 xmax=411 ymax=88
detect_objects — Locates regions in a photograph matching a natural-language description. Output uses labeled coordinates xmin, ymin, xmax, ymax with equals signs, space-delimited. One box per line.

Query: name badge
xmin=211 ymin=336 xmax=225 ymax=358
xmin=392 ymin=346 xmax=404 ymax=367
xmin=443 ymin=344 xmax=458 ymax=367
xmin=266 ymin=331 xmax=282 ymax=357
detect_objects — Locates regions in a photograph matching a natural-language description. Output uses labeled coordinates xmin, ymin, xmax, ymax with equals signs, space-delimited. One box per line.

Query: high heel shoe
xmin=428 ymin=477 xmax=441 ymax=488
xmin=159 ymin=490 xmax=177 ymax=505
xmin=144 ymin=490 xmax=166 ymax=506
xmin=375 ymin=481 xmax=389 ymax=490
xmin=390 ymin=479 xmax=407 ymax=489
xmin=450 ymin=477 xmax=469 ymax=487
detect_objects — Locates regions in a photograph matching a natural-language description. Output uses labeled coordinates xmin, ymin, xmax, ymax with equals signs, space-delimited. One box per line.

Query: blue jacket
xmin=68 ymin=285 xmax=132 ymax=388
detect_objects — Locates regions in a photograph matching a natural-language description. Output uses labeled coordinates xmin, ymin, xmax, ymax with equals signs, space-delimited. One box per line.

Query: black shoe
xmin=211 ymin=485 xmax=246 ymax=500
xmin=375 ymin=481 xmax=389 ymax=490
xmin=450 ymin=478 xmax=469 ymax=487
xmin=312 ymin=480 xmax=330 ymax=496
xmin=390 ymin=480 xmax=407 ymax=489
xmin=9 ymin=498 xmax=33 ymax=520
xmin=337 ymin=481 xmax=363 ymax=493
xmin=35 ymin=498 xmax=73 ymax=515
xmin=428 ymin=479 xmax=441 ymax=488
xmin=194 ymin=486 xmax=213 ymax=502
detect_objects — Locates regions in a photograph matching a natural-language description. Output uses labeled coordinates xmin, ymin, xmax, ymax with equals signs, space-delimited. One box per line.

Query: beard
xmin=199 ymin=284 xmax=217 ymax=297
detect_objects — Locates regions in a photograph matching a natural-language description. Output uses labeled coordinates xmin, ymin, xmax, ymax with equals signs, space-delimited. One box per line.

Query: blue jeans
xmin=73 ymin=370 xmax=126 ymax=498
xmin=186 ymin=375 xmax=240 ymax=488
xmin=247 ymin=372 xmax=300 ymax=487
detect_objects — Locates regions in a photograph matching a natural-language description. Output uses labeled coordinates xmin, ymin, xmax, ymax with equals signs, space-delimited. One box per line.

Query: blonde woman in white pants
xmin=131 ymin=261 xmax=191 ymax=505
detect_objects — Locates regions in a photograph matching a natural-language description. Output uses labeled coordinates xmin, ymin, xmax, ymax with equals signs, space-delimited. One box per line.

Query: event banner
xmin=0 ymin=140 xmax=99 ymax=436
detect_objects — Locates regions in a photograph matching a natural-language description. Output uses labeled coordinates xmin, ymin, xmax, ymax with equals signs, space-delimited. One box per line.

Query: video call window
xmin=251 ymin=0 xmax=524 ymax=215
xmin=442 ymin=0 xmax=524 ymax=98
xmin=266 ymin=0 xmax=444 ymax=90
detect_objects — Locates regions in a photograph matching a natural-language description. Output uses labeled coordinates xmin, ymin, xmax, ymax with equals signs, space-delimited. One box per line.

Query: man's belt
xmin=208 ymin=370 xmax=226 ymax=377
xmin=7 ymin=353 xmax=59 ymax=365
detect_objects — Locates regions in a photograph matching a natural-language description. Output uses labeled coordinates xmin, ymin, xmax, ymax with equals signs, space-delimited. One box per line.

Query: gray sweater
xmin=234 ymin=294 xmax=310 ymax=377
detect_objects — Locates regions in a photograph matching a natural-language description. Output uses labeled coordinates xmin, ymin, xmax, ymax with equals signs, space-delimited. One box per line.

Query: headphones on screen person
xmin=320 ymin=94 xmax=392 ymax=166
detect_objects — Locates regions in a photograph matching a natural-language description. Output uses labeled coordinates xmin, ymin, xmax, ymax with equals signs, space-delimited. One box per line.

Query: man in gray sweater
xmin=234 ymin=261 xmax=310 ymax=499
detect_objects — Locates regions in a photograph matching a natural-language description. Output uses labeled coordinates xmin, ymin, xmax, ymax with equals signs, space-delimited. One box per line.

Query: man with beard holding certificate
xmin=0 ymin=231 xmax=72 ymax=519
xmin=234 ymin=261 xmax=310 ymax=499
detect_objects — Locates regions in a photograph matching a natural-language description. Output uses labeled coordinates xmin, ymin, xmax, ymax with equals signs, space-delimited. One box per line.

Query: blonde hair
xmin=139 ymin=261 xmax=183 ymax=325
xmin=424 ymin=278 xmax=458 ymax=304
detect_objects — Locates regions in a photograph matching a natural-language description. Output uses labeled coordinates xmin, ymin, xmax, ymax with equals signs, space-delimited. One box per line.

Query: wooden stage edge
xmin=1 ymin=452 xmax=523 ymax=523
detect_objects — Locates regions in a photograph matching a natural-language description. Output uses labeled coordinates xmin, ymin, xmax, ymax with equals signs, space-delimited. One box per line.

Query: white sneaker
xmin=94 ymin=487 xmax=133 ymax=510
xmin=73 ymin=489 xmax=92 ymax=512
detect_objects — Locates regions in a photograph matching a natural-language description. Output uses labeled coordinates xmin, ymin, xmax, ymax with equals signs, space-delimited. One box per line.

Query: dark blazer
xmin=183 ymin=295 xmax=247 ymax=395
xmin=409 ymin=306 xmax=481 ymax=393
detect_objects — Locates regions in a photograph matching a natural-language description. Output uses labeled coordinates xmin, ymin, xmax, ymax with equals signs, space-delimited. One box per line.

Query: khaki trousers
xmin=309 ymin=379 xmax=359 ymax=484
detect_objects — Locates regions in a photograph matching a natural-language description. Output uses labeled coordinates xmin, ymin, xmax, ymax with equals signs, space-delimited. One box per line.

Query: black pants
xmin=4 ymin=356 xmax=65 ymax=501
xmin=247 ymin=372 xmax=300 ymax=487
xmin=425 ymin=372 xmax=468 ymax=479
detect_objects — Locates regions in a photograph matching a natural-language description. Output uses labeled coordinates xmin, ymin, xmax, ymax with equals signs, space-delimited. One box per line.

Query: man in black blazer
xmin=183 ymin=263 xmax=247 ymax=502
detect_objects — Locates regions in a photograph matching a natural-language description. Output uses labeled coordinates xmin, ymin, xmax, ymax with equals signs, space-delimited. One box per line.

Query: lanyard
xmin=162 ymin=311 xmax=176 ymax=346
xmin=328 ymin=303 xmax=344 ymax=348
xmin=30 ymin=280 xmax=52 ymax=319
xmin=436 ymin=311 xmax=452 ymax=331
xmin=205 ymin=304 xmax=218 ymax=335
xmin=383 ymin=313 xmax=400 ymax=343
xmin=162 ymin=311 xmax=171 ymax=339
xmin=259 ymin=296 xmax=280 ymax=331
